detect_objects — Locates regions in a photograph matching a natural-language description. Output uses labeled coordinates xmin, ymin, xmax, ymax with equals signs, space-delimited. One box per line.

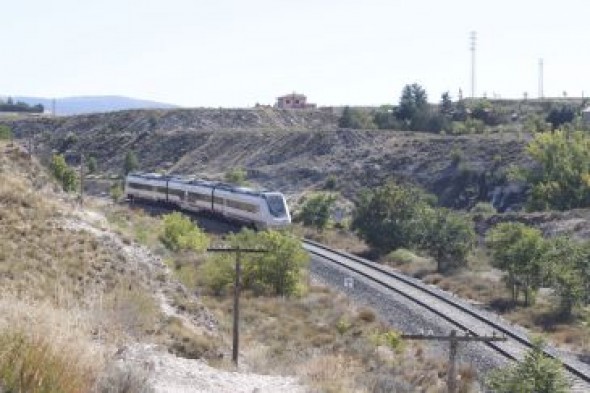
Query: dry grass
xmin=201 ymin=285 xmax=459 ymax=392
xmin=0 ymin=292 xmax=105 ymax=393
xmin=0 ymin=142 xmax=165 ymax=390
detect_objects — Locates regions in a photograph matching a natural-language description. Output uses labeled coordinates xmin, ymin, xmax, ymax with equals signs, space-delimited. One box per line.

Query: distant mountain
xmin=11 ymin=95 xmax=179 ymax=116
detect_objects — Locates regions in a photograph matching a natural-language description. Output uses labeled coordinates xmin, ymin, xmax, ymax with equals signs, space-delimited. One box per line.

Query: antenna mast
xmin=538 ymin=58 xmax=544 ymax=99
xmin=470 ymin=31 xmax=477 ymax=98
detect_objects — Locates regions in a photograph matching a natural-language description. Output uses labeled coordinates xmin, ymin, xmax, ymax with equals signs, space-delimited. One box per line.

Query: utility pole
xmin=470 ymin=31 xmax=477 ymax=98
xmin=402 ymin=330 xmax=506 ymax=393
xmin=207 ymin=246 xmax=267 ymax=365
xmin=79 ymin=152 xmax=85 ymax=206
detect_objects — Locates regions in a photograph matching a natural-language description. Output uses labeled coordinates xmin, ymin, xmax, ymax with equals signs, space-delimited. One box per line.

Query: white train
xmin=124 ymin=172 xmax=291 ymax=229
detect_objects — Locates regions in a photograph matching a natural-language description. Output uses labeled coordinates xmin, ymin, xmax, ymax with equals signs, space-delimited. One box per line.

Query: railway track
xmin=303 ymin=239 xmax=590 ymax=392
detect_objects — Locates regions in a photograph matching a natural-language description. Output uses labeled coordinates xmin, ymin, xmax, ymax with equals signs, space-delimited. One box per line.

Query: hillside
xmin=12 ymin=95 xmax=178 ymax=115
xmin=6 ymin=107 xmax=530 ymax=211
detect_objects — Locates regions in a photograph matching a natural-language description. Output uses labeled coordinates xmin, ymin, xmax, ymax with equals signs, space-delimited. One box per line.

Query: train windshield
xmin=266 ymin=195 xmax=287 ymax=217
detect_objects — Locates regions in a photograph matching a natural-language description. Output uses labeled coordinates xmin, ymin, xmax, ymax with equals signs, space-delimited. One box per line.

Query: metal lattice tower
xmin=538 ymin=58 xmax=544 ymax=99
xmin=470 ymin=31 xmax=477 ymax=98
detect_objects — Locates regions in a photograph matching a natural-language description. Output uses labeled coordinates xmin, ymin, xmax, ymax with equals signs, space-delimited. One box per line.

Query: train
xmin=124 ymin=172 xmax=292 ymax=229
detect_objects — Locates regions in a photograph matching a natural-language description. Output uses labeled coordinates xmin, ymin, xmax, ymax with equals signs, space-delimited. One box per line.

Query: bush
xmin=351 ymin=183 xmax=434 ymax=254
xmin=160 ymin=212 xmax=209 ymax=252
xmin=124 ymin=151 xmax=138 ymax=175
xmin=110 ymin=182 xmax=123 ymax=202
xmin=0 ymin=125 xmax=12 ymax=140
xmin=200 ymin=229 xmax=309 ymax=296
xmin=50 ymin=154 xmax=77 ymax=192
xmin=385 ymin=249 xmax=420 ymax=265
xmin=487 ymin=337 xmax=569 ymax=392
xmin=198 ymin=253 xmax=235 ymax=295
xmin=298 ymin=193 xmax=336 ymax=231
xmin=418 ymin=208 xmax=475 ymax=272
xmin=486 ymin=222 xmax=547 ymax=306
xmin=224 ymin=167 xmax=247 ymax=185
xmin=470 ymin=202 xmax=496 ymax=215
xmin=524 ymin=130 xmax=590 ymax=211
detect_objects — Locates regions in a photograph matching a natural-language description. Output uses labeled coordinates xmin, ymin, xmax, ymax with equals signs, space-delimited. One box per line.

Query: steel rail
xmin=303 ymin=238 xmax=590 ymax=386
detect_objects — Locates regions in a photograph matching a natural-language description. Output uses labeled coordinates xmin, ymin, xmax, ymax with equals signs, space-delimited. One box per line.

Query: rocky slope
xmin=6 ymin=107 xmax=532 ymax=211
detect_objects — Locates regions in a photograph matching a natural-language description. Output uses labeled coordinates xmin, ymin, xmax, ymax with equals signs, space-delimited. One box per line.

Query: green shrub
xmin=487 ymin=337 xmax=569 ymax=392
xmin=298 ymin=193 xmax=336 ymax=231
xmin=385 ymin=249 xmax=420 ymax=265
xmin=50 ymin=154 xmax=77 ymax=192
xmin=224 ymin=167 xmax=247 ymax=185
xmin=0 ymin=125 xmax=12 ymax=140
xmin=198 ymin=254 xmax=235 ymax=295
xmin=200 ymin=229 xmax=309 ymax=297
xmin=470 ymin=202 xmax=496 ymax=215
xmin=160 ymin=212 xmax=209 ymax=252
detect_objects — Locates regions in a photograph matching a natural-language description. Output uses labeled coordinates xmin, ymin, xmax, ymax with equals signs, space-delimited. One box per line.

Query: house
xmin=275 ymin=93 xmax=316 ymax=109
xmin=582 ymin=106 xmax=590 ymax=124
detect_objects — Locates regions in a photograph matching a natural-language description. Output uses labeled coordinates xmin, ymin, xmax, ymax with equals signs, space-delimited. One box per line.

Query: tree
xmin=440 ymin=91 xmax=453 ymax=116
xmin=397 ymin=83 xmax=428 ymax=122
xmin=543 ymin=237 xmax=590 ymax=317
xmin=298 ymin=193 xmax=336 ymax=231
xmin=486 ymin=223 xmax=547 ymax=305
xmin=124 ymin=151 xmax=138 ymax=175
xmin=87 ymin=156 xmax=97 ymax=173
xmin=487 ymin=337 xmax=570 ymax=393
xmin=160 ymin=212 xmax=209 ymax=252
xmin=524 ymin=130 xmax=590 ymax=211
xmin=546 ymin=105 xmax=575 ymax=130
xmin=201 ymin=229 xmax=309 ymax=296
xmin=50 ymin=154 xmax=77 ymax=192
xmin=419 ymin=208 xmax=475 ymax=272
xmin=351 ymin=183 xmax=433 ymax=254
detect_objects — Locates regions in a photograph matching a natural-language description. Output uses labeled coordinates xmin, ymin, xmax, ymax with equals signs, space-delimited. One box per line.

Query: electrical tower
xmin=470 ymin=31 xmax=477 ymax=98
xmin=538 ymin=58 xmax=544 ymax=99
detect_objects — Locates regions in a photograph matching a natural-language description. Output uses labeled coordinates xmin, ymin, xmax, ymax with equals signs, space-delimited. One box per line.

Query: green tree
xmin=201 ymin=229 xmax=309 ymax=296
xmin=298 ymin=193 xmax=336 ymax=231
xmin=524 ymin=130 xmax=590 ymax=211
xmin=338 ymin=106 xmax=376 ymax=129
xmin=87 ymin=156 xmax=97 ymax=173
xmin=397 ymin=83 xmax=428 ymax=122
xmin=50 ymin=154 xmax=77 ymax=192
xmin=351 ymin=183 xmax=433 ymax=254
xmin=160 ymin=212 xmax=209 ymax=252
xmin=124 ymin=151 xmax=139 ymax=175
xmin=224 ymin=167 xmax=247 ymax=185
xmin=486 ymin=223 xmax=547 ymax=306
xmin=546 ymin=105 xmax=575 ymax=130
xmin=487 ymin=337 xmax=570 ymax=393
xmin=0 ymin=125 xmax=12 ymax=140
xmin=543 ymin=237 xmax=590 ymax=317
xmin=419 ymin=208 xmax=475 ymax=272
xmin=440 ymin=91 xmax=453 ymax=116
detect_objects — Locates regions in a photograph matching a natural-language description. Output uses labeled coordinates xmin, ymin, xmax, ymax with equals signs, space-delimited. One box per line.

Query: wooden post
xmin=402 ymin=330 xmax=506 ymax=393
xmin=79 ymin=152 xmax=84 ymax=206
xmin=207 ymin=246 xmax=267 ymax=366
xmin=232 ymin=246 xmax=241 ymax=364
xmin=448 ymin=330 xmax=458 ymax=393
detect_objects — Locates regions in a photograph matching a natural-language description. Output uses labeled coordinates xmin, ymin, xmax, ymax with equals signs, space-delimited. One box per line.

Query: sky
xmin=3 ymin=0 xmax=590 ymax=107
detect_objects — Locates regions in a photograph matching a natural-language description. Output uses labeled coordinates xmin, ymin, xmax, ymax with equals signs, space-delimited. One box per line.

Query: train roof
xmin=127 ymin=172 xmax=282 ymax=197
xmin=173 ymin=178 xmax=269 ymax=197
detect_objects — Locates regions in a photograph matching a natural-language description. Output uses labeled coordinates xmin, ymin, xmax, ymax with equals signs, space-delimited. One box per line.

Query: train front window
xmin=266 ymin=195 xmax=286 ymax=217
